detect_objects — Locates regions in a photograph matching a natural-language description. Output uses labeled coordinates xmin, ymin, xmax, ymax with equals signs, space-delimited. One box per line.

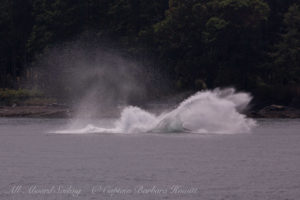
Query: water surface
xmin=0 ymin=118 xmax=300 ymax=200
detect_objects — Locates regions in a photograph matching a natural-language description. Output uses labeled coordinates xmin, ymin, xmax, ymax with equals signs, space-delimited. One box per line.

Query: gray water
xmin=0 ymin=118 xmax=300 ymax=200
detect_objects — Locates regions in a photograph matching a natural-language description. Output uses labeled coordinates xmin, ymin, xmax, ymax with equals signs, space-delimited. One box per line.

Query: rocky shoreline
xmin=0 ymin=104 xmax=300 ymax=118
xmin=247 ymin=105 xmax=300 ymax=118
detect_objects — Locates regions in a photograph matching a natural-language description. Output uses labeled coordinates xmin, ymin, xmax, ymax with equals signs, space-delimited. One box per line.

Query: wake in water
xmin=54 ymin=88 xmax=256 ymax=134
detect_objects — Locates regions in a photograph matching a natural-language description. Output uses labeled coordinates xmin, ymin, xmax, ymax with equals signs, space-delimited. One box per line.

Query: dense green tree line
xmin=0 ymin=0 xmax=299 ymax=106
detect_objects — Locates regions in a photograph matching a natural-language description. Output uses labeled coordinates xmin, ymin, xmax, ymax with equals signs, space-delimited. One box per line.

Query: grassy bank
xmin=0 ymin=89 xmax=56 ymax=106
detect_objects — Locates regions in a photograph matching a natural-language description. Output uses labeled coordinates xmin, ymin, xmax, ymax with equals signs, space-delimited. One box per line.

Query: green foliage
xmin=270 ymin=4 xmax=300 ymax=85
xmin=27 ymin=0 xmax=88 ymax=56
xmin=214 ymin=0 xmax=269 ymax=27
xmin=0 ymin=89 xmax=44 ymax=105
xmin=153 ymin=0 xmax=270 ymax=90
xmin=0 ymin=0 xmax=299 ymax=106
xmin=203 ymin=17 xmax=228 ymax=43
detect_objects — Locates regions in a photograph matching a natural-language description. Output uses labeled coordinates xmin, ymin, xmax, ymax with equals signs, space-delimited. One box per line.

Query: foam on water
xmin=54 ymin=88 xmax=256 ymax=134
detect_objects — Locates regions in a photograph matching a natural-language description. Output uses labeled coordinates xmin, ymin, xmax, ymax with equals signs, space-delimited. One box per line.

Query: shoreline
xmin=0 ymin=105 xmax=71 ymax=118
xmin=1 ymin=104 xmax=300 ymax=119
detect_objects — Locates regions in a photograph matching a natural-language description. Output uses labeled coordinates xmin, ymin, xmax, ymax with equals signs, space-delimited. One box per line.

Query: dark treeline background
xmin=0 ymin=0 xmax=299 ymax=107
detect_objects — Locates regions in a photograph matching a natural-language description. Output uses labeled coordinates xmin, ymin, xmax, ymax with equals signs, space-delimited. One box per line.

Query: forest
xmin=0 ymin=0 xmax=299 ymax=108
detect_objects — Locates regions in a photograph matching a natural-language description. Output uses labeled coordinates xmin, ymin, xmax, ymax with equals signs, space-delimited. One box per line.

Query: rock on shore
xmin=249 ymin=105 xmax=300 ymax=118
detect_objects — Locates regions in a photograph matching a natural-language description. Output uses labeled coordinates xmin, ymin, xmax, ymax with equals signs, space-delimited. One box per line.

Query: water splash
xmin=54 ymin=88 xmax=256 ymax=134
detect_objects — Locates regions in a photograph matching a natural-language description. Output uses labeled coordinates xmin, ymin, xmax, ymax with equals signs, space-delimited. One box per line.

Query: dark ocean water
xmin=0 ymin=118 xmax=300 ymax=200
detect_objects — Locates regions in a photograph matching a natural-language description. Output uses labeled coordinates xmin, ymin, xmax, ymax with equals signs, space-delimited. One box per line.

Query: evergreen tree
xmin=271 ymin=4 xmax=300 ymax=85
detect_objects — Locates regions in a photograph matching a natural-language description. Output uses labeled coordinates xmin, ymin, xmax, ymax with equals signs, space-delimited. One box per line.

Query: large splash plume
xmin=55 ymin=88 xmax=256 ymax=134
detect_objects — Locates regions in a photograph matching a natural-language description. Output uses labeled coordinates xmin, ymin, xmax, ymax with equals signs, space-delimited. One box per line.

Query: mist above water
xmin=32 ymin=39 xmax=165 ymax=118
xmin=55 ymin=88 xmax=256 ymax=134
